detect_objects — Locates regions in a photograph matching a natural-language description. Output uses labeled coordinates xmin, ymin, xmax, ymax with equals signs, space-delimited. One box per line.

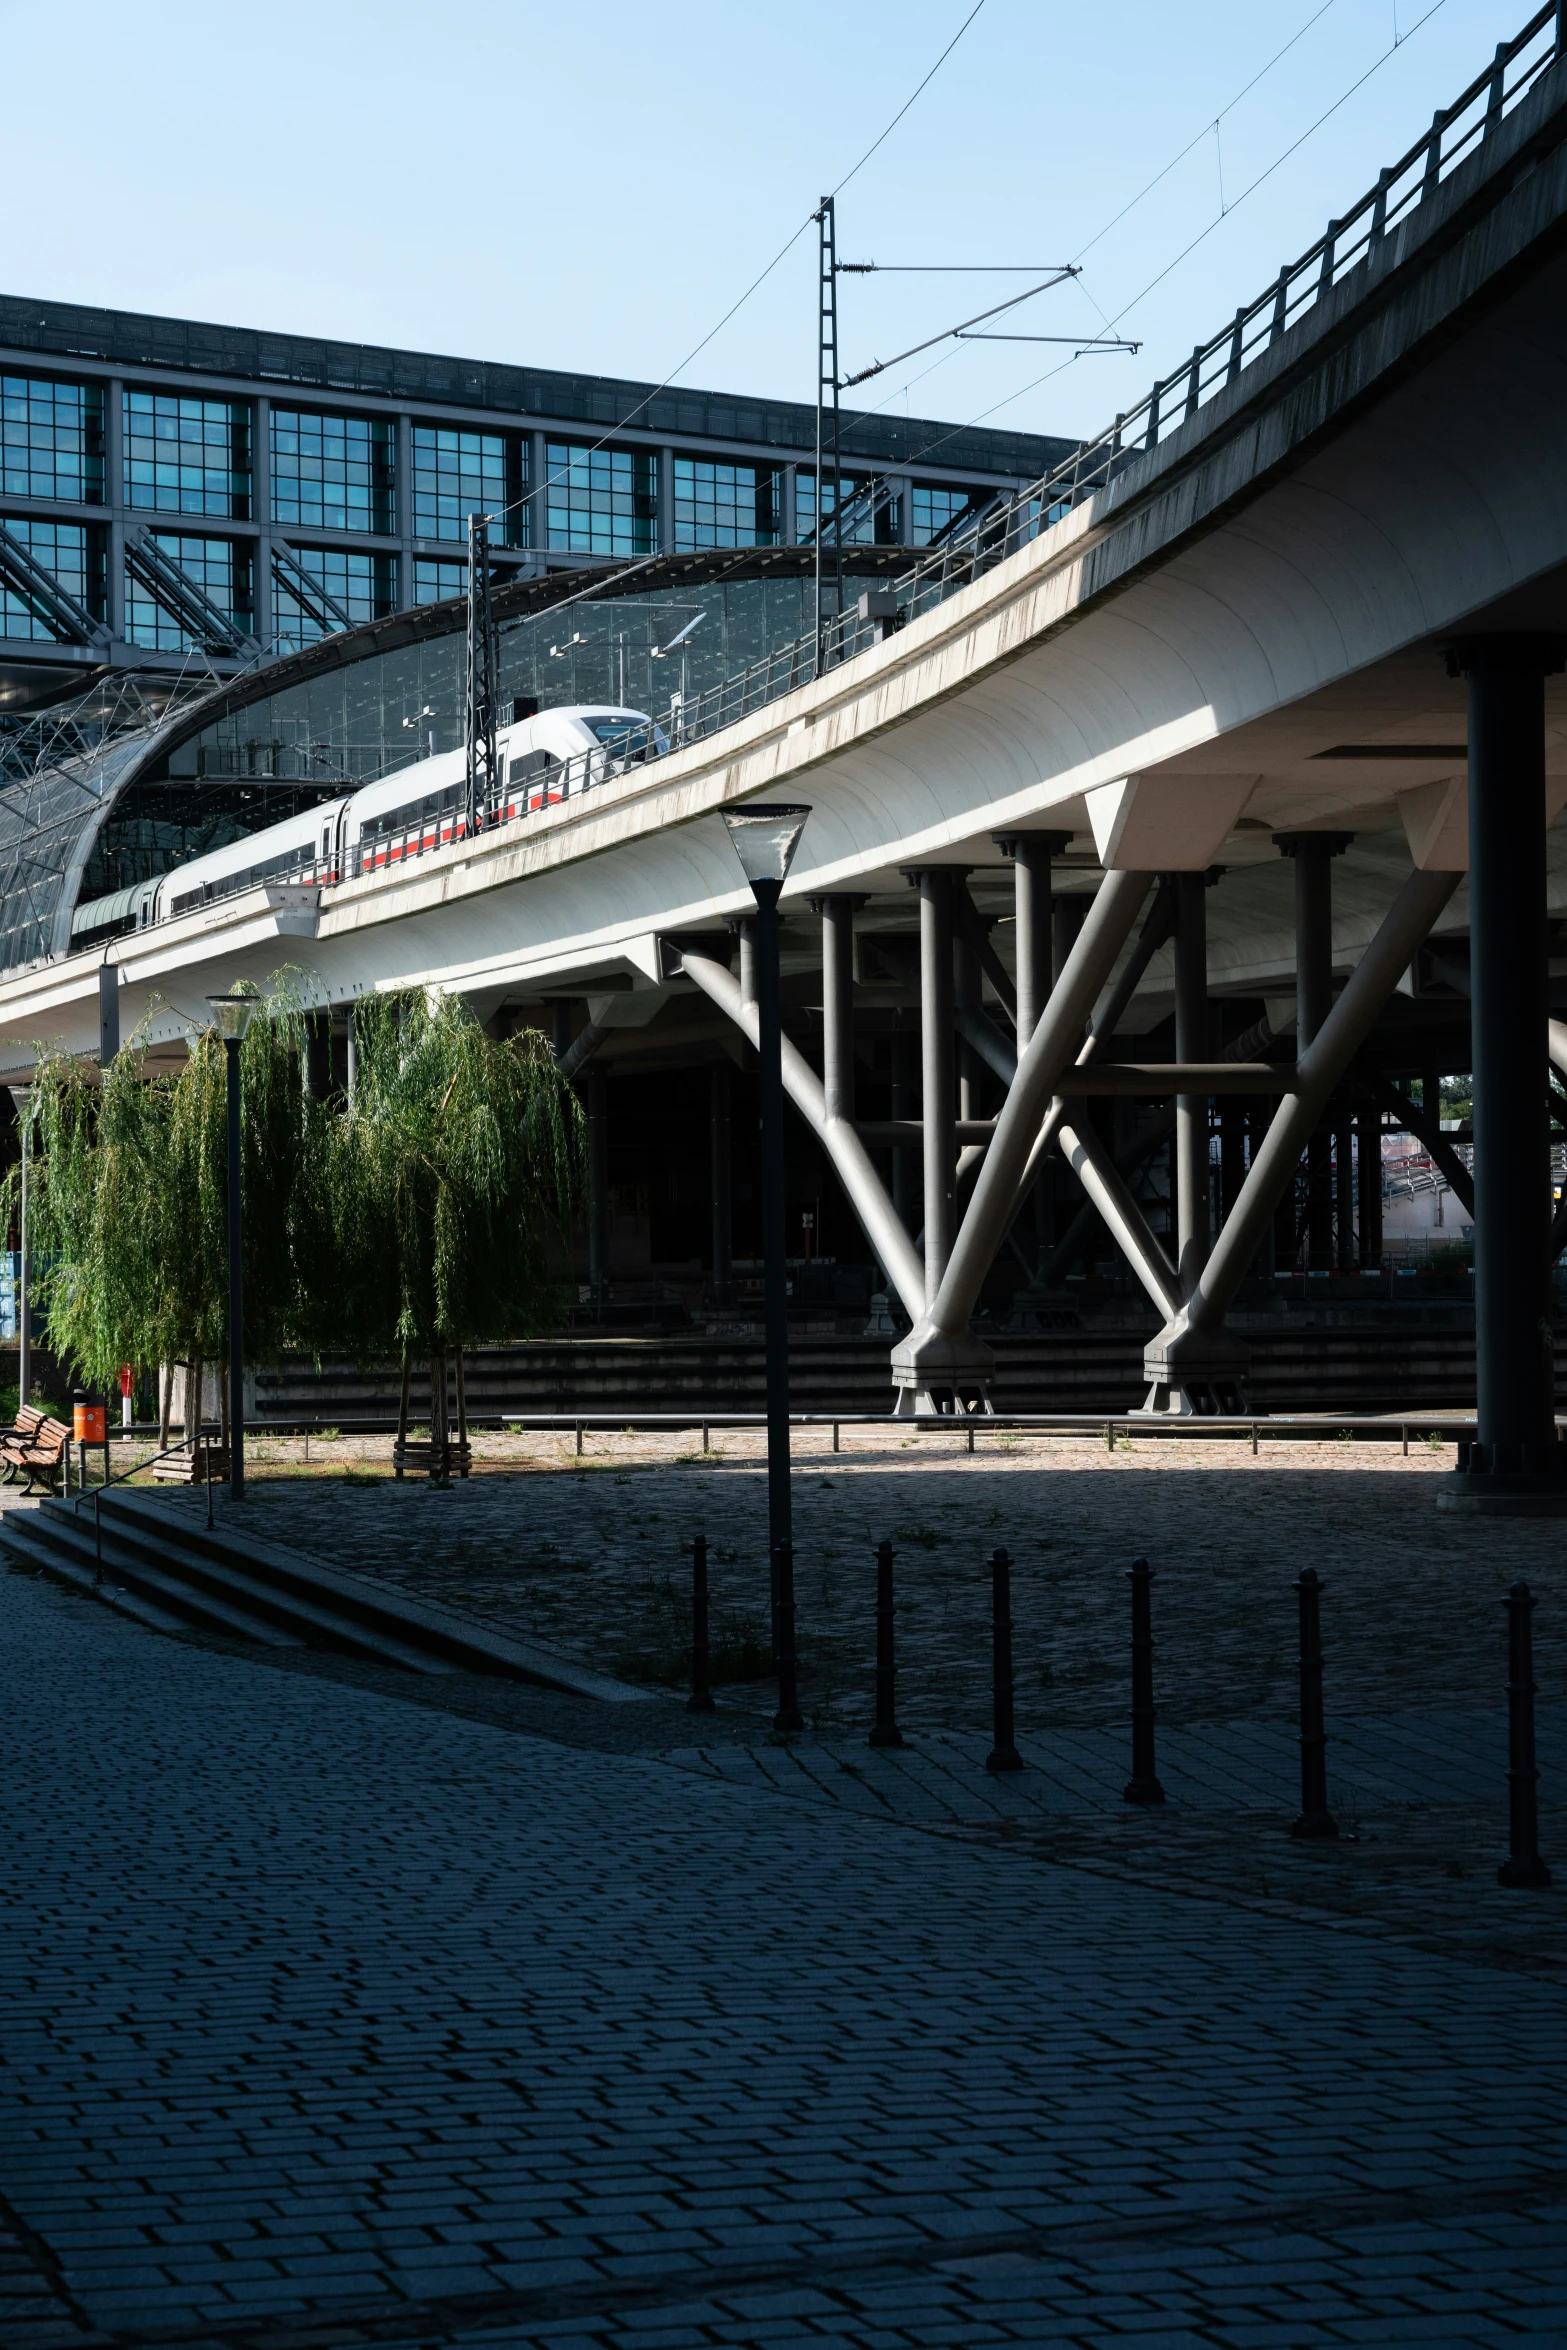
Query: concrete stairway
xmin=0 ymin=1491 xmax=649 ymax=1702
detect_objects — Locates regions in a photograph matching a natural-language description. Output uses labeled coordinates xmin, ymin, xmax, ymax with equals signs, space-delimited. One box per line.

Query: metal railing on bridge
xmin=170 ymin=4 xmax=1567 ymax=925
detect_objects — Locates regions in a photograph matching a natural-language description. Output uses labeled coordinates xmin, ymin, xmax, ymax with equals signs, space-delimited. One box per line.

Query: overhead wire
xmin=876 ymin=0 xmax=1451 ymax=469
xmin=481 ymin=0 xmax=991 ymax=553
xmin=843 ymin=0 xmax=1348 ymax=435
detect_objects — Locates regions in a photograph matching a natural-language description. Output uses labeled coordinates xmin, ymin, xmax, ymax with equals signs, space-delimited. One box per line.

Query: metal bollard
xmin=966 ymin=1424 xmax=975 ymax=1454
xmin=986 ymin=1547 xmax=1024 ymax=1773
xmin=869 ymin=1538 xmax=903 ymax=1748
xmin=1251 ymin=1422 xmax=1259 ymax=1457
xmin=1105 ymin=1421 xmax=1114 ymax=1454
xmin=772 ymin=1540 xmax=802 ymax=1734
xmin=1123 ymin=1557 xmax=1165 ymax=1805
xmin=687 ymin=1532 xmax=714 ymax=1715
xmin=701 ymin=1420 xmax=709 ymax=1453
xmin=1290 ymin=1567 xmax=1338 ymax=1839
xmin=575 ymin=1420 xmax=583 ymax=1457
xmin=205 ymin=1439 xmax=215 ymax=1530
xmin=93 ymin=1488 xmax=103 ymax=1585
xmin=1499 ymin=1581 xmax=1551 ymax=1888
xmin=832 ymin=1421 xmax=840 ymax=1454
xmin=63 ymin=1434 xmax=71 ymax=1498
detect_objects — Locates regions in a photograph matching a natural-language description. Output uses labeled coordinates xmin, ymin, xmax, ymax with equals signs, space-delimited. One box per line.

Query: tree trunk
xmin=160 ymin=1361 xmax=173 ymax=1451
xmin=395 ymin=1350 xmax=411 ymax=1478
xmin=430 ymin=1346 xmax=448 ymax=1483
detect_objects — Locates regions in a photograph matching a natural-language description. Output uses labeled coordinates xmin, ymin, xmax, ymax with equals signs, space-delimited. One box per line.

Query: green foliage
xmin=5 ymin=979 xmax=583 ymax=1390
xmin=340 ymin=990 xmax=582 ymax=1357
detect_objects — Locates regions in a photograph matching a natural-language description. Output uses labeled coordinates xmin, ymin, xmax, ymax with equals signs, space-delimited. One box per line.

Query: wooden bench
xmin=0 ymin=1405 xmax=72 ymax=1492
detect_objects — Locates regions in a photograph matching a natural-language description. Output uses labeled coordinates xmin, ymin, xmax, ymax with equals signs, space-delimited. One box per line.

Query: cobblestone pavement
xmin=4 ymin=1553 xmax=1567 ymax=2348
xmin=157 ymin=1430 xmax=1567 ymax=1743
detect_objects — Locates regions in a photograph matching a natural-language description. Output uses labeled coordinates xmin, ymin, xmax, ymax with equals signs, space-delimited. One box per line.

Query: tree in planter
xmin=340 ymin=991 xmax=583 ymax=1479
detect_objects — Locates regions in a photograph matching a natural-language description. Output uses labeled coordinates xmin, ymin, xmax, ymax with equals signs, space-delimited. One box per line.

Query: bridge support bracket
xmin=889 ymin=1319 xmax=996 ymax=1416
xmin=1137 ymin=1318 xmax=1252 ymax=1419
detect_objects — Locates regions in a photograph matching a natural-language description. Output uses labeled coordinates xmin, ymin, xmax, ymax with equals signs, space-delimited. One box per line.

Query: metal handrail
xmin=69 ymin=1430 xmax=223 ymax=1573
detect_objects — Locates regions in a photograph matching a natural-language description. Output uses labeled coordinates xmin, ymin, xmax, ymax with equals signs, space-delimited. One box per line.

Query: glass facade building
xmin=125 ymin=534 xmax=252 ymax=651
xmin=272 ymin=409 xmax=394 ymax=535
xmin=0 ymin=518 xmax=104 ymax=637
xmin=272 ymin=548 xmax=397 ymax=653
xmin=412 ymin=556 xmax=466 ymax=604
xmin=673 ymin=459 xmax=782 ymax=551
xmin=545 ymin=443 xmax=657 ymax=556
xmin=124 ymin=391 xmax=250 ymax=517
xmin=3 ymin=375 xmax=103 ymax=502
xmin=910 ymin=484 xmax=985 ymax=544
xmin=411 ymin=426 xmax=524 ymax=546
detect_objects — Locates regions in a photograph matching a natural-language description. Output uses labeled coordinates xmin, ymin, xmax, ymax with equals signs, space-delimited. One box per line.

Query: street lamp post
xmin=206 ymin=989 xmax=258 ymax=1500
xmin=722 ymin=803 xmax=811 ymax=1734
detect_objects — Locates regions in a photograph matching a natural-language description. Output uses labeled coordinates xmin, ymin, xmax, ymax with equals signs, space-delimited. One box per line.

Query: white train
xmin=72 ymin=703 xmax=663 ymax=948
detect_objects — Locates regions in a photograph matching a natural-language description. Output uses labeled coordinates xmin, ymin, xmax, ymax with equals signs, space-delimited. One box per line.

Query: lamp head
xmin=721 ymin=803 xmax=811 ymax=893
xmin=206 ymin=986 xmax=259 ymax=1042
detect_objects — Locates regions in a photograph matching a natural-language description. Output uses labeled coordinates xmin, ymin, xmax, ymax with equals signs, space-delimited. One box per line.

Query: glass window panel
xmin=124 ymin=533 xmax=253 ymax=651
xmin=1 ymin=377 xmax=104 ymax=503
xmin=271 ymin=409 xmax=395 ymax=534
xmin=412 ymin=557 xmax=466 ymax=605
xmin=544 ymin=441 xmax=657 ymax=556
xmin=123 ymin=391 xmax=250 ymax=518
xmin=272 ymin=548 xmax=398 ymax=654
xmin=0 ymin=517 xmax=105 ymax=639
xmin=672 ymin=458 xmax=781 ymax=551
xmin=910 ymin=484 xmax=987 ymax=546
xmin=411 ymin=425 xmax=524 ymax=546
xmin=795 ymin=469 xmax=873 ymax=545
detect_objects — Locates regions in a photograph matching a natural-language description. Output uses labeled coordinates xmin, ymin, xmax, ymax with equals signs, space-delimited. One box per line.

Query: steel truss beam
xmin=679 ymin=949 xmax=927 ymax=1323
xmin=124 ymin=527 xmax=259 ymax=659
xmin=0 ymin=521 xmax=109 ymax=648
xmin=890 ymin=867 xmax=1155 ymax=1404
xmin=1141 ymin=868 xmax=1460 ymax=1409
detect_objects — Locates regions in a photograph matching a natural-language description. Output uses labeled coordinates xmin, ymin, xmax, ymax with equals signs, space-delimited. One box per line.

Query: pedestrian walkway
xmin=3 ymin=1564 xmax=1566 ymax=2348
xmin=667 ymin=1706 xmax=1567 ymax=1824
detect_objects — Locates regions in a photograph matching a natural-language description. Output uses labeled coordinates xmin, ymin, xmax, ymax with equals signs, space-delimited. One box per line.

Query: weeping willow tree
xmin=337 ymin=990 xmax=583 ymax=1474
xmin=4 ymin=981 xmax=580 ymax=1476
xmin=9 ymin=982 xmax=328 ymax=1451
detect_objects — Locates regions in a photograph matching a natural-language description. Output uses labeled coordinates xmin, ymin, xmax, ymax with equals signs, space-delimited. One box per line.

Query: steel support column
xmin=892 ymin=868 xmax=1154 ymax=1405
xmin=915 ymin=870 xmax=958 ymax=1305
xmin=710 ymin=1064 xmax=733 ymax=1309
xmin=1335 ymin=1112 xmax=1356 ymax=1272
xmin=891 ymin=1022 xmax=918 ymax=1239
xmin=1358 ymin=1104 xmax=1383 ymax=1270
xmin=1277 ymin=831 xmax=1351 ymax=1280
xmin=1144 ymin=867 xmax=1460 ymax=1405
xmin=814 ymin=893 xmax=865 ymax=1124
xmin=1172 ymin=872 xmax=1210 ymax=1292
xmin=679 ymin=951 xmax=925 ymax=1321
xmin=587 ymin=1068 xmax=610 ymax=1309
xmin=1442 ymin=635 xmax=1567 ymax=1511
xmin=995 ymin=831 xmax=1069 ymax=1049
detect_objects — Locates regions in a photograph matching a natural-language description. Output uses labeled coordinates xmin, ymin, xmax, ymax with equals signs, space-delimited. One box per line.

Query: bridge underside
xmin=6 ymin=19 xmax=1567 ymax=1506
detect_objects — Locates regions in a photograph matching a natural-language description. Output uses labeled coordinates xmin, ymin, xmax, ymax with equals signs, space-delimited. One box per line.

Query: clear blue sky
xmin=3 ymin=0 xmax=1535 ymax=447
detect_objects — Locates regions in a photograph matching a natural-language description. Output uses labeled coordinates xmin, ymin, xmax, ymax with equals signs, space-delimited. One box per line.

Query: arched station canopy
xmin=0 ymin=546 xmax=913 ymax=978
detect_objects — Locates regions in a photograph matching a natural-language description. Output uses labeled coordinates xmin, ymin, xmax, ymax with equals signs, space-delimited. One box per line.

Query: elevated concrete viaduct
xmin=8 ymin=6 xmax=1567 ymax=1505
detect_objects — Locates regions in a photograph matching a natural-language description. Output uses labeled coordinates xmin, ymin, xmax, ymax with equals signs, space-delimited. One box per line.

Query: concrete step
xmin=2 ymin=1492 xmax=652 ymax=1703
xmin=251 ymin=1321 xmax=1489 ymax=1421
xmin=0 ymin=1506 xmax=307 ymax=1650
